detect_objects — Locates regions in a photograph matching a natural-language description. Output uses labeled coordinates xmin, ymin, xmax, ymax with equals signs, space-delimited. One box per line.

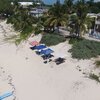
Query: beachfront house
xmin=18 ymin=2 xmax=33 ymax=8
xmin=87 ymin=13 xmax=100 ymax=39
xmin=95 ymin=13 xmax=100 ymax=33
xmin=17 ymin=1 xmax=47 ymax=17
xmin=18 ymin=1 xmax=41 ymax=8
xmin=30 ymin=7 xmax=47 ymax=17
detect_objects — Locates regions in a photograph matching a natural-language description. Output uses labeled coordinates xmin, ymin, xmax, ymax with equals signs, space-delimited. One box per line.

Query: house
xmin=18 ymin=2 xmax=33 ymax=6
xmin=30 ymin=8 xmax=43 ymax=17
xmin=30 ymin=7 xmax=48 ymax=17
xmin=95 ymin=13 xmax=100 ymax=33
xmin=87 ymin=13 xmax=100 ymax=33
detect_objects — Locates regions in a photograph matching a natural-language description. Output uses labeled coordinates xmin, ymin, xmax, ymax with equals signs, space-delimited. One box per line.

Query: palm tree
xmin=69 ymin=0 xmax=93 ymax=38
xmin=7 ymin=2 xmax=37 ymax=44
xmin=44 ymin=0 xmax=68 ymax=33
xmin=63 ymin=0 xmax=74 ymax=14
xmin=0 ymin=0 xmax=13 ymax=18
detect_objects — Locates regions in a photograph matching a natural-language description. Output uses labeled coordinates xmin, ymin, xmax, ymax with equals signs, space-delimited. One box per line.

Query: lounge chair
xmin=41 ymin=54 xmax=54 ymax=60
xmin=43 ymin=59 xmax=52 ymax=64
xmin=54 ymin=57 xmax=65 ymax=65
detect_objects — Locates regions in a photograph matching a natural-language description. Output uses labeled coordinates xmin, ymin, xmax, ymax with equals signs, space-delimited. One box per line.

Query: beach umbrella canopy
xmin=40 ymin=48 xmax=54 ymax=55
xmin=34 ymin=45 xmax=46 ymax=50
xmin=29 ymin=41 xmax=39 ymax=46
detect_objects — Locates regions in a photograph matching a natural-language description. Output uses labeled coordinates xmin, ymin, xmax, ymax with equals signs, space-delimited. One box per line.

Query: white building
xmin=88 ymin=13 xmax=100 ymax=39
xmin=30 ymin=8 xmax=46 ymax=17
xmin=95 ymin=13 xmax=100 ymax=33
xmin=18 ymin=2 xmax=33 ymax=6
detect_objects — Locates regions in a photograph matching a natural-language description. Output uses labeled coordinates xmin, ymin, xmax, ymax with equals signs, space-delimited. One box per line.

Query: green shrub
xmin=95 ymin=60 xmax=100 ymax=68
xmin=15 ymin=26 xmax=33 ymax=45
xmin=89 ymin=73 xmax=100 ymax=82
xmin=34 ymin=27 xmax=42 ymax=35
xmin=69 ymin=39 xmax=100 ymax=59
xmin=40 ymin=33 xmax=66 ymax=46
xmin=69 ymin=38 xmax=83 ymax=44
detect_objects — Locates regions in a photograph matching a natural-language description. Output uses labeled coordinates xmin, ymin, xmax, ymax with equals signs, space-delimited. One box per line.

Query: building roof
xmin=18 ymin=2 xmax=33 ymax=6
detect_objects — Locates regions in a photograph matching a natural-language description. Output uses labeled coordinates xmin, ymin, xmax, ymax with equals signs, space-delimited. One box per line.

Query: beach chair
xmin=41 ymin=54 xmax=54 ymax=60
xmin=0 ymin=92 xmax=13 ymax=100
xmin=54 ymin=57 xmax=65 ymax=65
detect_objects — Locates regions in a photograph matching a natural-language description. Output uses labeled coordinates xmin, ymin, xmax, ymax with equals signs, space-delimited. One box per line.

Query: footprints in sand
xmin=71 ymin=81 xmax=86 ymax=92
xmin=76 ymin=65 xmax=90 ymax=76
xmin=0 ymin=67 xmax=17 ymax=100
xmin=0 ymin=25 xmax=7 ymax=37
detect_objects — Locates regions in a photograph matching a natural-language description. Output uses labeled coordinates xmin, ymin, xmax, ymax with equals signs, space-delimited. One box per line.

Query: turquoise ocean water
xmin=42 ymin=0 xmax=98 ymax=4
xmin=43 ymin=0 xmax=64 ymax=4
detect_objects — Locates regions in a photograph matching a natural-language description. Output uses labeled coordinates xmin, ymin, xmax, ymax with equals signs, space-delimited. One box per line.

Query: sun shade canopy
xmin=34 ymin=45 xmax=46 ymax=50
xmin=40 ymin=48 xmax=54 ymax=55
xmin=29 ymin=41 xmax=39 ymax=46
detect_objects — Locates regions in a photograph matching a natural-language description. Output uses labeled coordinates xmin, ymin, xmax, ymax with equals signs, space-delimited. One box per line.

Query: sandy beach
xmin=0 ymin=20 xmax=100 ymax=100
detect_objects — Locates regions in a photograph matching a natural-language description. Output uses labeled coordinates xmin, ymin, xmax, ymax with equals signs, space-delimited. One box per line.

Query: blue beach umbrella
xmin=40 ymin=48 xmax=54 ymax=55
xmin=34 ymin=45 xmax=46 ymax=50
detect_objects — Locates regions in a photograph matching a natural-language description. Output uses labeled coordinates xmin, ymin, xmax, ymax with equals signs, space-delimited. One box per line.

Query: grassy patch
xmin=69 ymin=38 xmax=83 ymax=44
xmin=95 ymin=60 xmax=100 ymax=68
xmin=89 ymin=73 xmax=100 ymax=82
xmin=69 ymin=39 xmax=100 ymax=59
xmin=40 ymin=33 xmax=66 ymax=46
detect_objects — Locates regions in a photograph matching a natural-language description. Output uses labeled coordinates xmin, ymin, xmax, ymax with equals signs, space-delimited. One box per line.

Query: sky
xmin=42 ymin=0 xmax=100 ymax=4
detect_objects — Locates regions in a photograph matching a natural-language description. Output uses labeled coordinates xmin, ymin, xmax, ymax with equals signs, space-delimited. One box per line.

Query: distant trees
xmin=0 ymin=0 xmax=12 ymax=18
xmin=87 ymin=0 xmax=100 ymax=13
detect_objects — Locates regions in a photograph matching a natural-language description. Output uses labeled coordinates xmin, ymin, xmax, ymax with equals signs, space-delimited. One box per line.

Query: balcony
xmin=95 ymin=20 xmax=100 ymax=25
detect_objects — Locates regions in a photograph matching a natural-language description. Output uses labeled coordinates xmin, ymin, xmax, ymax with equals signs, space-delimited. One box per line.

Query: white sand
xmin=0 ymin=20 xmax=100 ymax=100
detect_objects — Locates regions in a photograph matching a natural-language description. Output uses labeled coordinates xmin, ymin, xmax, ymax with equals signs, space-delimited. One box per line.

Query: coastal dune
xmin=0 ymin=20 xmax=100 ymax=100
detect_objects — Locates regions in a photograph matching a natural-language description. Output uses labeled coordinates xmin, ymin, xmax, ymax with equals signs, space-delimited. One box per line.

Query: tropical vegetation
xmin=40 ymin=33 xmax=66 ymax=46
xmin=95 ymin=60 xmax=100 ymax=68
xmin=0 ymin=0 xmax=13 ymax=18
xmin=0 ymin=0 xmax=100 ymax=45
xmin=7 ymin=2 xmax=36 ymax=44
xmin=69 ymin=0 xmax=93 ymax=37
xmin=44 ymin=0 xmax=68 ymax=33
xmin=89 ymin=73 xmax=100 ymax=83
xmin=69 ymin=39 xmax=100 ymax=59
